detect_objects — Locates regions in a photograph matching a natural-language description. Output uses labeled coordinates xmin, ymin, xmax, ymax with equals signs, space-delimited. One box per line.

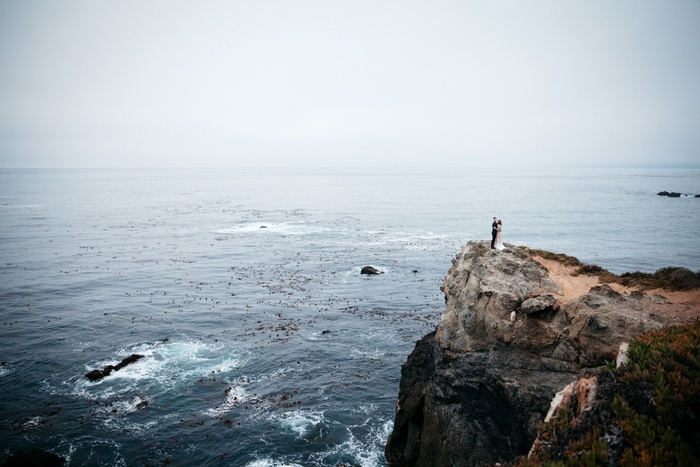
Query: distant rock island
xmin=385 ymin=241 xmax=700 ymax=467
xmin=657 ymin=191 xmax=700 ymax=197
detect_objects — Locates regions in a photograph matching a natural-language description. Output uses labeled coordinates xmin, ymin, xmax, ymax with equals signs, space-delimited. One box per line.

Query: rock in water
xmin=2 ymin=449 xmax=66 ymax=467
xmin=361 ymin=266 xmax=382 ymax=275
xmin=84 ymin=369 xmax=105 ymax=381
xmin=657 ymin=191 xmax=683 ymax=197
xmin=113 ymin=353 xmax=144 ymax=370
xmin=385 ymin=240 xmax=673 ymax=467
xmin=85 ymin=354 xmax=144 ymax=381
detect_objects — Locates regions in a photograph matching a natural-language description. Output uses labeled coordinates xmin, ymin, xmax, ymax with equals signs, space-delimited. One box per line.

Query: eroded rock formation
xmin=386 ymin=240 xmax=681 ymax=467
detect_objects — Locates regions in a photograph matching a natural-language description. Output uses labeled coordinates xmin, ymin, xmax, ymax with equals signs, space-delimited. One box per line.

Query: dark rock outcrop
xmin=386 ymin=241 xmax=674 ymax=467
xmin=385 ymin=332 xmax=578 ymax=467
xmin=657 ymin=191 xmax=683 ymax=197
xmin=85 ymin=354 xmax=144 ymax=381
xmin=2 ymin=449 xmax=65 ymax=467
xmin=361 ymin=266 xmax=382 ymax=275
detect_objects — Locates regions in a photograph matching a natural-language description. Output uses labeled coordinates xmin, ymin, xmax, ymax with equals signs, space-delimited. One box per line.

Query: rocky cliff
xmin=385 ymin=240 xmax=694 ymax=467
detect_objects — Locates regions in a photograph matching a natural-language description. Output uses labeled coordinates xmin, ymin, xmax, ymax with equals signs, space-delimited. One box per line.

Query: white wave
xmin=386 ymin=232 xmax=449 ymax=241
xmin=350 ymin=348 xmax=385 ymax=360
xmin=102 ymin=416 xmax=158 ymax=435
xmin=356 ymin=231 xmax=454 ymax=251
xmin=21 ymin=415 xmax=44 ymax=430
xmin=206 ymin=385 xmax=249 ymax=417
xmin=312 ymin=417 xmax=393 ymax=467
xmin=272 ymin=409 xmax=325 ymax=437
xmin=256 ymin=365 xmax=305 ymax=382
xmin=0 ymin=366 xmax=10 ymax=378
xmin=73 ymin=340 xmax=245 ymax=400
xmin=94 ymin=395 xmax=158 ymax=434
xmin=214 ymin=221 xmax=333 ymax=236
xmin=357 ymin=328 xmax=396 ymax=342
xmin=55 ymin=435 xmax=126 ymax=467
xmin=245 ymin=460 xmax=304 ymax=467
xmin=97 ymin=395 xmax=150 ymax=415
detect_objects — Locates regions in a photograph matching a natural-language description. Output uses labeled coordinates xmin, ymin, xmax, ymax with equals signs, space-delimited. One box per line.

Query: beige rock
xmin=437 ymin=241 xmax=561 ymax=353
xmin=437 ymin=240 xmax=670 ymax=366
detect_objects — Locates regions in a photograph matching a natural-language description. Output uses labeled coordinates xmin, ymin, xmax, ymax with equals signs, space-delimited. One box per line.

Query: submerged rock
xmin=385 ymin=240 xmax=674 ymax=467
xmin=85 ymin=354 xmax=144 ymax=381
xmin=361 ymin=266 xmax=382 ymax=275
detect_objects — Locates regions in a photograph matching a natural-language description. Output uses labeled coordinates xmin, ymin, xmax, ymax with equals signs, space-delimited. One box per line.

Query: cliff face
xmin=385 ymin=241 xmax=677 ymax=467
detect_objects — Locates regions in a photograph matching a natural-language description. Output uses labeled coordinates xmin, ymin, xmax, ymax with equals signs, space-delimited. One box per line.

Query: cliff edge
xmin=385 ymin=240 xmax=699 ymax=467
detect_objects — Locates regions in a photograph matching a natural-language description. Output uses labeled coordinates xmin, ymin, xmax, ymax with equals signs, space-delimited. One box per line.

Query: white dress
xmin=495 ymin=226 xmax=505 ymax=250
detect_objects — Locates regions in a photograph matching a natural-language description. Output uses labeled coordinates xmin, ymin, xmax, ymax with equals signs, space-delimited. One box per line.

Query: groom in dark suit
xmin=491 ymin=217 xmax=498 ymax=249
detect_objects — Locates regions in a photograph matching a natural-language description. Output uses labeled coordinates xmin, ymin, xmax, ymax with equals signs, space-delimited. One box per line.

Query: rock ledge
xmin=386 ymin=241 xmax=680 ymax=467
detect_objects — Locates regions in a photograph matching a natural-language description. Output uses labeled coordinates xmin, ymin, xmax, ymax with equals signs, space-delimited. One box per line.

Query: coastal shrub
xmin=501 ymin=320 xmax=700 ymax=467
xmin=577 ymin=264 xmax=605 ymax=274
xmin=616 ymin=267 xmax=699 ymax=290
xmin=574 ymin=264 xmax=618 ymax=283
xmin=666 ymin=267 xmax=698 ymax=290
xmin=528 ymin=249 xmax=583 ymax=268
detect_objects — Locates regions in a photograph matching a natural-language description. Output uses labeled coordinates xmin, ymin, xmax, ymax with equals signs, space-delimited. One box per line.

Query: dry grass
xmin=526 ymin=248 xmax=700 ymax=291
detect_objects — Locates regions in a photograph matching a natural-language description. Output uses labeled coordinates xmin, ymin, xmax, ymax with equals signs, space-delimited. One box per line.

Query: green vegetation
xmin=503 ymin=320 xmax=700 ymax=467
xmin=526 ymin=248 xmax=700 ymax=291
xmin=527 ymin=249 xmax=584 ymax=268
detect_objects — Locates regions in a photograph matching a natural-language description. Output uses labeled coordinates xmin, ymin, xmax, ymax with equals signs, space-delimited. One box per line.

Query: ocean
xmin=1 ymin=167 xmax=698 ymax=466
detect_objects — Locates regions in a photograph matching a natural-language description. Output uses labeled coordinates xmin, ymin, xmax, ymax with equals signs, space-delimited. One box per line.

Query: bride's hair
xmin=497 ymin=220 xmax=502 ymax=225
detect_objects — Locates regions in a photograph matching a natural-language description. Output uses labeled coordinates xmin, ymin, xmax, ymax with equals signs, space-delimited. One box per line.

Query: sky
xmin=0 ymin=1 xmax=699 ymax=168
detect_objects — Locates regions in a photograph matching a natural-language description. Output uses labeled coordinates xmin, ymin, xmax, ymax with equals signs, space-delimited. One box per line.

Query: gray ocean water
xmin=1 ymin=167 xmax=699 ymax=466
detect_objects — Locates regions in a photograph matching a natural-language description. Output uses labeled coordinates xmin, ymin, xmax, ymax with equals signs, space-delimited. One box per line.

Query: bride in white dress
xmin=494 ymin=220 xmax=505 ymax=250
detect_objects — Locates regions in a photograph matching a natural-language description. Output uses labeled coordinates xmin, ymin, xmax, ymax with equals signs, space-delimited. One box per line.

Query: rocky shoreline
xmin=385 ymin=241 xmax=700 ymax=467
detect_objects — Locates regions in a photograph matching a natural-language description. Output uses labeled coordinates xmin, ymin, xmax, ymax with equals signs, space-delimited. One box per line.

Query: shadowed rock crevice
xmin=1 ymin=449 xmax=65 ymax=467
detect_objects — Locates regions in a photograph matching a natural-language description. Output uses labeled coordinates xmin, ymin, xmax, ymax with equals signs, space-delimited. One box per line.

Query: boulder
xmin=435 ymin=241 xmax=562 ymax=354
xmin=361 ymin=266 xmax=382 ymax=275
xmin=520 ymin=293 xmax=559 ymax=315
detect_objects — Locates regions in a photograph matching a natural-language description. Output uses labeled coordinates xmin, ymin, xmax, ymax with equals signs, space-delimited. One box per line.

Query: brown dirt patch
xmin=533 ymin=257 xmax=700 ymax=323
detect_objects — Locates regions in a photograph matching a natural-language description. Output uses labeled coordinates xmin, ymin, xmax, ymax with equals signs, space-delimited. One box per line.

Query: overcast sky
xmin=1 ymin=1 xmax=699 ymax=168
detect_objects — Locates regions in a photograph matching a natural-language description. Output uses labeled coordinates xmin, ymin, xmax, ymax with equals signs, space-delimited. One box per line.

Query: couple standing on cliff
xmin=491 ymin=217 xmax=505 ymax=250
